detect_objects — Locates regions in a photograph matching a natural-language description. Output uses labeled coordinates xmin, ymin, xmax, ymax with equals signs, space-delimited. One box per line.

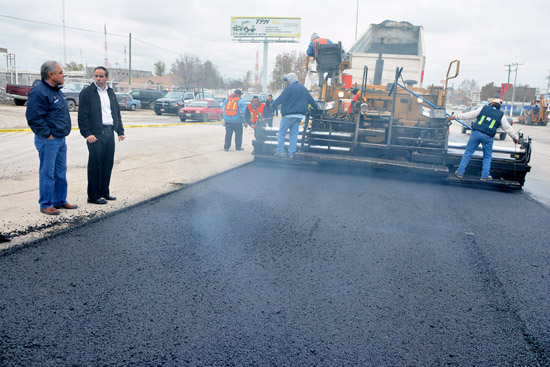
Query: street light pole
xmin=355 ymin=0 xmax=359 ymax=40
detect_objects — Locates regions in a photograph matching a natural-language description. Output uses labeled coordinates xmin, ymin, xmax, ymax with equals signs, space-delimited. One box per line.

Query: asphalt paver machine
xmin=253 ymin=44 xmax=532 ymax=189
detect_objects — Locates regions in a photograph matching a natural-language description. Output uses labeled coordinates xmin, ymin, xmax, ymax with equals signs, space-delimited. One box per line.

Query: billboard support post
xmin=231 ymin=17 xmax=300 ymax=94
xmin=262 ymin=41 xmax=268 ymax=94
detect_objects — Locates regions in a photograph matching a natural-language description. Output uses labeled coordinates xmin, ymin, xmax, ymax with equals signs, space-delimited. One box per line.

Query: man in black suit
xmin=78 ymin=66 xmax=125 ymax=204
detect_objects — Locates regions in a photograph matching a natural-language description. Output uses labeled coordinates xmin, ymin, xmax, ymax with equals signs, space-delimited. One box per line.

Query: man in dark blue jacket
xmin=271 ymin=73 xmax=318 ymax=159
xmin=26 ymin=60 xmax=77 ymax=215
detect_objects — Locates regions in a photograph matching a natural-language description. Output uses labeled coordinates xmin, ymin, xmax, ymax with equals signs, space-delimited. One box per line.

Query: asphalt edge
xmin=0 ymin=161 xmax=254 ymax=258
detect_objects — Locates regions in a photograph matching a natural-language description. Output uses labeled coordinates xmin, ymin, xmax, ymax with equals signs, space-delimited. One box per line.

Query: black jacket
xmin=78 ymin=82 xmax=124 ymax=138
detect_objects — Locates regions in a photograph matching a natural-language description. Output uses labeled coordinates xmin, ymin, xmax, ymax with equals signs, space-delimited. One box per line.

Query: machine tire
xmin=180 ymin=117 xmax=186 ymax=122
xmin=149 ymin=101 xmax=155 ymax=110
xmin=526 ymin=114 xmax=533 ymax=125
xmin=14 ymin=98 xmax=26 ymax=106
xmin=499 ymin=133 xmax=506 ymax=141
xmin=154 ymin=109 xmax=162 ymax=115
xmin=129 ymin=104 xmax=136 ymax=111
xmin=67 ymin=100 xmax=76 ymax=112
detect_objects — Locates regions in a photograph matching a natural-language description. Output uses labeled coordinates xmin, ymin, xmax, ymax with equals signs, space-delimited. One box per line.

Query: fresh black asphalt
xmin=1 ymin=162 xmax=549 ymax=366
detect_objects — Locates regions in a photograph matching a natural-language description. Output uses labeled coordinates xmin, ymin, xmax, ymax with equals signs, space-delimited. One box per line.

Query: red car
xmin=178 ymin=99 xmax=223 ymax=122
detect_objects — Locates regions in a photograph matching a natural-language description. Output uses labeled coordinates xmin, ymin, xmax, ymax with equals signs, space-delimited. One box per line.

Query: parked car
xmin=177 ymin=99 xmax=223 ymax=122
xmin=195 ymin=92 xmax=216 ymax=100
xmin=240 ymin=93 xmax=268 ymax=105
xmin=116 ymin=93 xmax=141 ymax=111
xmin=5 ymin=79 xmax=40 ymax=105
xmin=62 ymin=82 xmax=87 ymax=112
xmin=154 ymin=91 xmax=195 ymax=115
xmin=129 ymin=89 xmax=165 ymax=110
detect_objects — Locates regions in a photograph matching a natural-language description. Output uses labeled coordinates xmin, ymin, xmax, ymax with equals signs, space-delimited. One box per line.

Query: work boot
xmin=40 ymin=206 xmax=60 ymax=215
xmin=480 ymin=176 xmax=493 ymax=181
xmin=454 ymin=171 xmax=463 ymax=179
xmin=55 ymin=203 xmax=78 ymax=209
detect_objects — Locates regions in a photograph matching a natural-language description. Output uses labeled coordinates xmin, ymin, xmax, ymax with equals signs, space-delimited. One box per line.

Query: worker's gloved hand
xmin=447 ymin=115 xmax=456 ymax=121
xmin=513 ymin=137 xmax=519 ymax=144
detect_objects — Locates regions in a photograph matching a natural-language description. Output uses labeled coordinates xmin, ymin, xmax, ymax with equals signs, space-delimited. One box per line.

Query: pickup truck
xmin=5 ymin=80 xmax=86 ymax=111
xmin=62 ymin=82 xmax=88 ymax=112
xmin=5 ymin=79 xmax=40 ymax=106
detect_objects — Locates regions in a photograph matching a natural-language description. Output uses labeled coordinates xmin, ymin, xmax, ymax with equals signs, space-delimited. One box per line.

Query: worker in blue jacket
xmin=271 ymin=73 xmax=319 ymax=159
xmin=221 ymin=89 xmax=248 ymax=151
xmin=448 ymin=99 xmax=519 ymax=181
xmin=26 ymin=60 xmax=77 ymax=215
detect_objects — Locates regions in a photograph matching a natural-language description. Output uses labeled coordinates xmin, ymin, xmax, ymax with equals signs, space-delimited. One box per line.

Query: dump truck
xmin=252 ymin=43 xmax=532 ymax=189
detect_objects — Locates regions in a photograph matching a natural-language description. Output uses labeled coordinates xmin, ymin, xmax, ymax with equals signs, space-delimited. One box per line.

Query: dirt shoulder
xmin=0 ymin=105 xmax=257 ymax=251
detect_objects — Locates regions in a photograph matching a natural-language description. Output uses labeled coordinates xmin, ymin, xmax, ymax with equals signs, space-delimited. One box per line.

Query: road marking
xmin=0 ymin=120 xmax=222 ymax=133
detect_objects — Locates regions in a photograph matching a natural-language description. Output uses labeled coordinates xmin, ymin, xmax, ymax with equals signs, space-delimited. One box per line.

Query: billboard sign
xmin=231 ymin=17 xmax=301 ymax=38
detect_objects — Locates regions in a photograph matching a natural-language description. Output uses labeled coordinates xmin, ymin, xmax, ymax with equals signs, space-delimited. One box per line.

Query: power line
xmin=0 ymin=14 xmax=127 ymax=37
xmin=0 ymin=13 xmax=244 ymax=74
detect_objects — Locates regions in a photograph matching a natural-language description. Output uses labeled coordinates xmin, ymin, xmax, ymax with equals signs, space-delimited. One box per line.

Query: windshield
xmin=163 ymin=92 xmax=184 ymax=99
xmin=188 ymin=101 xmax=208 ymax=107
xmin=64 ymin=83 xmax=86 ymax=92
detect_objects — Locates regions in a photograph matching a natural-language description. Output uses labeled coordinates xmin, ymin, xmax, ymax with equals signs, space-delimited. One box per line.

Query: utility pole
xmin=504 ymin=63 xmax=513 ymax=113
xmin=128 ymin=33 xmax=132 ymax=92
xmin=510 ymin=63 xmax=523 ymax=117
xmin=62 ymin=0 xmax=67 ymax=66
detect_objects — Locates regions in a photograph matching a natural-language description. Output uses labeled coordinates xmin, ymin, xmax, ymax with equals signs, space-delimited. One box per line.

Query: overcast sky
xmin=1 ymin=0 xmax=549 ymax=91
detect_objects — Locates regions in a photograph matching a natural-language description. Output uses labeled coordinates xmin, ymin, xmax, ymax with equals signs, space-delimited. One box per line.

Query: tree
xmin=457 ymin=78 xmax=479 ymax=105
xmin=242 ymin=70 xmax=253 ymax=91
xmin=199 ymin=60 xmax=221 ymax=89
xmin=271 ymin=51 xmax=307 ymax=91
xmin=171 ymin=55 xmax=203 ymax=85
xmin=65 ymin=61 xmax=84 ymax=71
xmin=153 ymin=61 xmax=165 ymax=76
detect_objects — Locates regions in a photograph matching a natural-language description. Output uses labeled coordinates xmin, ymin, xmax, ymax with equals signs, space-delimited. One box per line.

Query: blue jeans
xmin=457 ymin=130 xmax=494 ymax=179
xmin=34 ymin=136 xmax=68 ymax=208
xmin=277 ymin=116 xmax=302 ymax=157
